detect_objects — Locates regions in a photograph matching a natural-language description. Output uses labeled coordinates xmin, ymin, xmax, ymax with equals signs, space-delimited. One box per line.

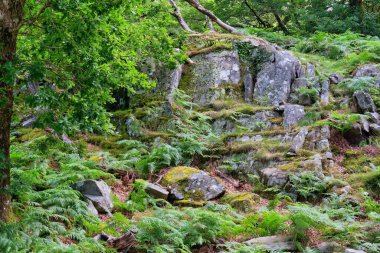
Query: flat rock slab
xmin=144 ymin=183 xmax=169 ymax=200
xmin=245 ymin=235 xmax=296 ymax=251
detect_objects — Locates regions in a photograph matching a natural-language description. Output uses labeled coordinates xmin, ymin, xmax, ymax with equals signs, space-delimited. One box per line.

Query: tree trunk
xmin=273 ymin=12 xmax=289 ymax=35
xmin=243 ymin=0 xmax=271 ymax=28
xmin=183 ymin=0 xmax=241 ymax=34
xmin=0 ymin=0 xmax=25 ymax=221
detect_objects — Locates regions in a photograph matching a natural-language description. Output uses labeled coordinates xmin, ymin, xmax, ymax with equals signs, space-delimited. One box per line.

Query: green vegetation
xmin=2 ymin=0 xmax=380 ymax=252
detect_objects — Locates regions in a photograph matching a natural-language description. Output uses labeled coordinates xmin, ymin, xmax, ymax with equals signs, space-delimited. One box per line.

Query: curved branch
xmin=183 ymin=0 xmax=241 ymax=35
xmin=169 ymin=0 xmax=196 ymax=34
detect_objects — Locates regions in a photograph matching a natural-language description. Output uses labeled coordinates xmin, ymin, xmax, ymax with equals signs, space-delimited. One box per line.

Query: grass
xmin=204 ymin=101 xmax=273 ymax=120
xmin=226 ymin=138 xmax=291 ymax=155
xmin=221 ymin=126 xmax=292 ymax=142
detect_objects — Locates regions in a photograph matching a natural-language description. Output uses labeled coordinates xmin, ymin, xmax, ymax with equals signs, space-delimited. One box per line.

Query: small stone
xmin=325 ymin=152 xmax=333 ymax=159
xmin=241 ymin=136 xmax=251 ymax=142
xmin=288 ymin=127 xmax=308 ymax=155
xmin=317 ymin=139 xmax=330 ymax=151
xmin=145 ymin=183 xmax=169 ymax=200
xmin=73 ymin=180 xmax=113 ymax=213
xmin=169 ymin=187 xmax=184 ymax=201
xmin=317 ymin=242 xmax=342 ymax=253
xmin=345 ymin=249 xmax=366 ymax=253
xmin=360 ymin=115 xmax=370 ymax=133
xmin=329 ymin=74 xmax=344 ymax=84
xmin=253 ymin=135 xmax=263 ymax=142
xmin=365 ymin=112 xmax=380 ymax=124
xmin=370 ymin=123 xmax=380 ymax=136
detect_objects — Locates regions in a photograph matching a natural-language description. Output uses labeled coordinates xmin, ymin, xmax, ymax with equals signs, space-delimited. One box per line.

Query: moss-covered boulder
xmin=162 ymin=166 xmax=201 ymax=186
xmin=163 ymin=166 xmax=225 ymax=201
xmin=220 ymin=192 xmax=260 ymax=213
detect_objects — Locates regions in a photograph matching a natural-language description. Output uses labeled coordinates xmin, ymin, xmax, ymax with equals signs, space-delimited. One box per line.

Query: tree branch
xmin=243 ymin=0 xmax=271 ymax=28
xmin=169 ymin=0 xmax=196 ymax=34
xmin=183 ymin=0 xmax=241 ymax=35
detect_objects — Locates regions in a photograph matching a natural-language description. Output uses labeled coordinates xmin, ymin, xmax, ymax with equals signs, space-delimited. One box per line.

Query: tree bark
xmin=0 ymin=0 xmax=25 ymax=221
xmin=169 ymin=0 xmax=196 ymax=34
xmin=183 ymin=0 xmax=241 ymax=34
xmin=273 ymin=12 xmax=289 ymax=35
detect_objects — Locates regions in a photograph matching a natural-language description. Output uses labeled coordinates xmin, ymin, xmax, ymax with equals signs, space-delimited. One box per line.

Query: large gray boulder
xmin=162 ymin=167 xmax=225 ymax=201
xmin=260 ymin=168 xmax=289 ymax=187
xmin=283 ymin=104 xmax=305 ymax=128
xmin=185 ymin=172 xmax=225 ymax=201
xmin=74 ymin=180 xmax=113 ymax=213
xmin=183 ymin=50 xmax=241 ymax=105
xmin=353 ymin=64 xmax=380 ymax=78
xmin=353 ymin=91 xmax=376 ymax=113
xmin=254 ymin=50 xmax=302 ymax=106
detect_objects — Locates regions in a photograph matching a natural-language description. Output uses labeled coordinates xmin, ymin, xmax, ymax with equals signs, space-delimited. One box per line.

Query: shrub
xmin=135 ymin=207 xmax=237 ymax=252
xmin=289 ymin=172 xmax=327 ymax=200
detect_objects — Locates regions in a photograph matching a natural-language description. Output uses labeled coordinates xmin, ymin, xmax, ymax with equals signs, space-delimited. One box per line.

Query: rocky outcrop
xmin=254 ymin=50 xmax=302 ymax=106
xmin=74 ymin=180 xmax=113 ymax=213
xmin=162 ymin=166 xmax=225 ymax=201
xmin=353 ymin=91 xmax=376 ymax=113
xmin=260 ymin=167 xmax=289 ymax=187
xmin=353 ymin=64 xmax=380 ymax=78
xmin=283 ymin=104 xmax=305 ymax=128
xmin=182 ymin=50 xmax=241 ymax=105
xmin=288 ymin=126 xmax=308 ymax=155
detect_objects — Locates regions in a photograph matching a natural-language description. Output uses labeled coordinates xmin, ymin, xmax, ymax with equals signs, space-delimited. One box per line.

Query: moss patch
xmin=162 ymin=166 xmax=201 ymax=187
xmin=19 ymin=128 xmax=46 ymax=142
xmin=342 ymin=150 xmax=380 ymax=173
xmin=220 ymin=192 xmax=260 ymax=213
xmin=174 ymin=200 xmax=207 ymax=207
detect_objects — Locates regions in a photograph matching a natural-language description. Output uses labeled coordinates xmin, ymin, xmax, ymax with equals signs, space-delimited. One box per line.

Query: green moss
xmin=327 ymin=178 xmax=349 ymax=189
xmin=19 ymin=128 xmax=46 ymax=142
xmin=221 ymin=126 xmax=289 ymax=141
xmin=162 ymin=166 xmax=200 ymax=186
xmin=174 ymin=200 xmax=206 ymax=207
xmin=220 ymin=192 xmax=259 ymax=213
xmin=277 ymin=162 xmax=301 ymax=171
xmin=342 ymin=150 xmax=380 ymax=173
xmin=350 ymin=170 xmax=380 ymax=194
xmin=204 ymin=103 xmax=273 ymax=120
xmin=269 ymin=117 xmax=283 ymax=124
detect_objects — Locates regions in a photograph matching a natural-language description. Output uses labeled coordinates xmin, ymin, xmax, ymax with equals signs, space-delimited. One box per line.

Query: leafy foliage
xmin=135 ymin=206 xmax=237 ymax=252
